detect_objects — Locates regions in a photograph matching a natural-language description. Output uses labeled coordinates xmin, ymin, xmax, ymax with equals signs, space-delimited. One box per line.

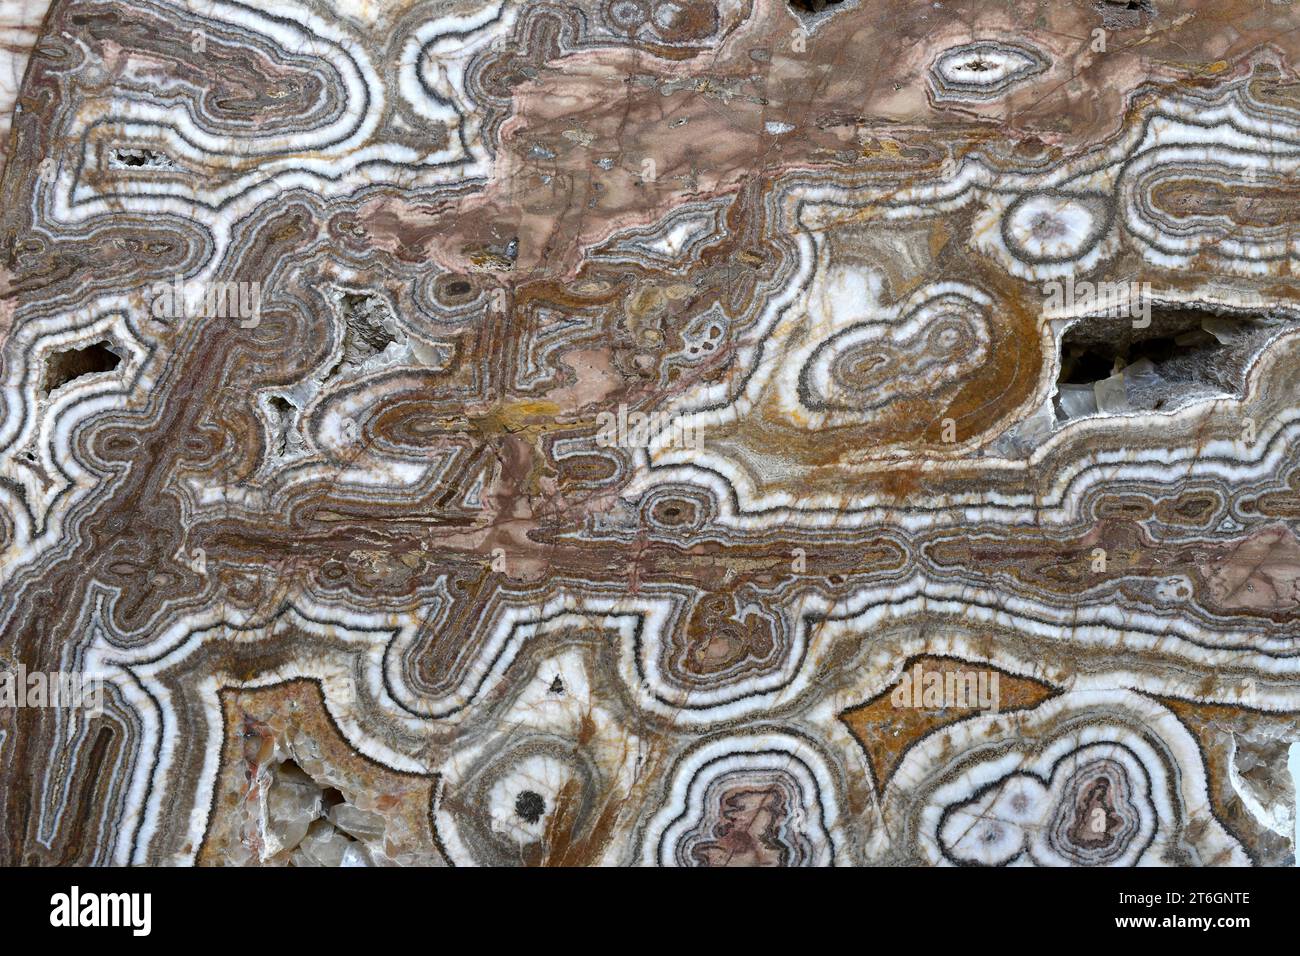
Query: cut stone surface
xmin=0 ymin=0 xmax=1298 ymax=868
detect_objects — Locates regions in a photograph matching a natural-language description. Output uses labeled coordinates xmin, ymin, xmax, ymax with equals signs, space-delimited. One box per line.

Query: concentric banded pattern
xmin=0 ymin=0 xmax=1298 ymax=867
xmin=928 ymin=39 xmax=1049 ymax=103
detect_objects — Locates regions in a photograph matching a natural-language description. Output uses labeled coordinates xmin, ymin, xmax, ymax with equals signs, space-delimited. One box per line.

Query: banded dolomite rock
xmin=0 ymin=0 xmax=1298 ymax=868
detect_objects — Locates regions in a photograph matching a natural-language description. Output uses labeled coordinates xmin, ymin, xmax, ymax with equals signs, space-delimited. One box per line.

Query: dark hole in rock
xmin=267 ymin=395 xmax=296 ymax=457
xmin=788 ymin=0 xmax=846 ymax=14
xmin=110 ymin=147 xmax=171 ymax=168
xmin=1095 ymin=0 xmax=1156 ymax=29
xmin=1059 ymin=345 xmax=1117 ymax=385
xmin=515 ymin=790 xmax=546 ymax=824
xmin=275 ymin=757 xmax=313 ymax=785
xmin=42 ymin=341 xmax=122 ymax=396
xmin=1055 ymin=304 xmax=1293 ymax=421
